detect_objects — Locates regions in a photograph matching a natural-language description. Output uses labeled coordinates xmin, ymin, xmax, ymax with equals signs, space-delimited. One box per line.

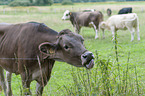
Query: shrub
xmin=0 ymin=1 xmax=4 ymax=5
xmin=9 ymin=0 xmax=30 ymax=7
xmin=34 ymin=0 xmax=53 ymax=6
xmin=61 ymin=0 xmax=73 ymax=5
xmin=56 ymin=33 xmax=144 ymax=95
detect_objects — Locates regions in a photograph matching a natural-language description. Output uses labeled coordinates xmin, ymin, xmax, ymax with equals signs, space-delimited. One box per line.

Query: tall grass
xmin=56 ymin=31 xmax=144 ymax=96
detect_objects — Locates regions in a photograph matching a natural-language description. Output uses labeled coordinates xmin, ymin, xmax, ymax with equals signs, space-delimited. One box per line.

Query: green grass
xmin=0 ymin=1 xmax=145 ymax=95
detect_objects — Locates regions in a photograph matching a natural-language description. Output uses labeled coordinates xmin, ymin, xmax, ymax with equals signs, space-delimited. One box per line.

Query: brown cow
xmin=0 ymin=22 xmax=94 ymax=96
xmin=62 ymin=10 xmax=104 ymax=39
xmin=107 ymin=8 xmax=112 ymax=16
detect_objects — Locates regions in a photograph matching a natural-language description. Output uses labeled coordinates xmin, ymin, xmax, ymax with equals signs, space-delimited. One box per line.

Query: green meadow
xmin=0 ymin=1 xmax=145 ymax=95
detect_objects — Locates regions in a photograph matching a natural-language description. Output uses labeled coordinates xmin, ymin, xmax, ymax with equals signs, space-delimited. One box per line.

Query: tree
xmin=72 ymin=0 xmax=82 ymax=2
xmin=62 ymin=0 xmax=73 ymax=5
xmin=35 ymin=0 xmax=53 ymax=5
xmin=43 ymin=0 xmax=48 ymax=3
xmin=29 ymin=0 xmax=33 ymax=3
xmin=54 ymin=0 xmax=62 ymax=3
xmin=45 ymin=0 xmax=53 ymax=5
xmin=82 ymin=0 xmax=89 ymax=2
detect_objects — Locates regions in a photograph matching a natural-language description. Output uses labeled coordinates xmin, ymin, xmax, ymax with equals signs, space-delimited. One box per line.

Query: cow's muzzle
xmin=81 ymin=51 xmax=94 ymax=69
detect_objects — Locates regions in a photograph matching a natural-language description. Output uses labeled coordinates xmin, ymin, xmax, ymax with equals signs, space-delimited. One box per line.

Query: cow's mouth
xmin=81 ymin=51 xmax=94 ymax=69
xmin=84 ymin=59 xmax=94 ymax=69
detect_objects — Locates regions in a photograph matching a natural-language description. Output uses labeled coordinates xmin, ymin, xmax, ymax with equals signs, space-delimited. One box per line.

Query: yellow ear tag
xmin=69 ymin=12 xmax=72 ymax=15
xmin=49 ymin=48 xmax=55 ymax=54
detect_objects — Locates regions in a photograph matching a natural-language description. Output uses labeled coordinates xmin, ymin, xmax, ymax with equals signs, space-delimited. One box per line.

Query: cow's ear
xmin=100 ymin=22 xmax=106 ymax=28
xmin=0 ymin=31 xmax=4 ymax=36
xmin=69 ymin=12 xmax=72 ymax=15
xmin=58 ymin=29 xmax=72 ymax=36
xmin=39 ymin=42 xmax=57 ymax=59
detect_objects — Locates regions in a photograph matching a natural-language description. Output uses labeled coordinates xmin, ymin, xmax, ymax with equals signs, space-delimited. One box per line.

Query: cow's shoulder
xmin=88 ymin=11 xmax=103 ymax=17
xmin=15 ymin=22 xmax=58 ymax=36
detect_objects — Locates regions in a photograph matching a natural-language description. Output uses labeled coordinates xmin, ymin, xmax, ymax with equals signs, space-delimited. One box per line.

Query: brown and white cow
xmin=62 ymin=10 xmax=104 ymax=39
xmin=0 ymin=22 xmax=94 ymax=96
xmin=99 ymin=13 xmax=140 ymax=41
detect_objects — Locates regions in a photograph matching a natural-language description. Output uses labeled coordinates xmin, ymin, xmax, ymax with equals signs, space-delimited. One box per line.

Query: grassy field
xmin=0 ymin=1 xmax=145 ymax=96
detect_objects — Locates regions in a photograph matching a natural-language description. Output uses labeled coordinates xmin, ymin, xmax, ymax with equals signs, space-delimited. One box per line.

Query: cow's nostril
xmin=81 ymin=51 xmax=94 ymax=68
xmin=83 ymin=55 xmax=87 ymax=58
xmin=82 ymin=52 xmax=94 ymax=60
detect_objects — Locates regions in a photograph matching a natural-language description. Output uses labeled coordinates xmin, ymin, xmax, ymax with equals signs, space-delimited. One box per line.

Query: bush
xmin=61 ymin=0 xmax=73 ymax=5
xmin=9 ymin=0 xmax=30 ymax=7
xmin=0 ymin=1 xmax=4 ymax=5
xmin=34 ymin=0 xmax=53 ymax=6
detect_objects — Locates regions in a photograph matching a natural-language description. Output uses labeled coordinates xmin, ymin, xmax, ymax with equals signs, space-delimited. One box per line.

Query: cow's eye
xmin=64 ymin=45 xmax=69 ymax=50
xmin=81 ymin=40 xmax=84 ymax=44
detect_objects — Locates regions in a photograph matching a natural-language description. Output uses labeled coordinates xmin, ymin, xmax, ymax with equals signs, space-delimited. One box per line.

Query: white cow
xmin=99 ymin=13 xmax=140 ymax=41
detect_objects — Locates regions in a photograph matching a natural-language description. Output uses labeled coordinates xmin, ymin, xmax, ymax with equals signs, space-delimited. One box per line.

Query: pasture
xmin=0 ymin=1 xmax=145 ymax=95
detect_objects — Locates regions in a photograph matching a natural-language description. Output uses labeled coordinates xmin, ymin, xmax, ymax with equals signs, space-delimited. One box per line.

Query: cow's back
xmin=0 ymin=22 xmax=58 ymax=73
xmin=76 ymin=11 xmax=103 ymax=27
xmin=107 ymin=13 xmax=138 ymax=29
xmin=118 ymin=7 xmax=132 ymax=14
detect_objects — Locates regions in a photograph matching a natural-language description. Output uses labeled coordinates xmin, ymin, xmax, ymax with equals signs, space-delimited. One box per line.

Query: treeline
xmin=0 ymin=0 xmax=144 ymax=6
xmin=0 ymin=0 xmax=53 ymax=6
xmin=55 ymin=0 xmax=145 ymax=3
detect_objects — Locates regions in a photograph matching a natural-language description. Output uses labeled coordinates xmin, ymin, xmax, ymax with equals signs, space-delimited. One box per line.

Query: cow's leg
xmin=89 ymin=22 xmax=98 ymax=39
xmin=36 ymin=83 xmax=44 ymax=96
xmin=22 ymin=81 xmax=31 ymax=96
xmin=102 ymin=29 xmax=105 ymax=39
xmin=35 ymin=60 xmax=55 ymax=96
xmin=131 ymin=29 xmax=135 ymax=41
xmin=21 ymin=72 xmax=32 ymax=96
xmin=127 ymin=27 xmax=135 ymax=41
xmin=136 ymin=26 xmax=140 ymax=41
xmin=0 ymin=66 xmax=7 ymax=96
xmin=6 ymin=71 xmax=12 ymax=96
xmin=74 ymin=25 xmax=81 ymax=34
xmin=110 ymin=26 xmax=115 ymax=41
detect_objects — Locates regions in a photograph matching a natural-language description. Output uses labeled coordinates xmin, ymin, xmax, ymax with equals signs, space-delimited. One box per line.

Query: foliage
xmin=0 ymin=1 xmax=4 ymax=5
xmin=0 ymin=0 xmax=145 ymax=6
xmin=61 ymin=0 xmax=73 ymax=5
xmin=57 ymin=37 xmax=143 ymax=95
xmin=8 ymin=0 xmax=53 ymax=6
xmin=34 ymin=0 xmax=53 ymax=6
xmin=8 ymin=0 xmax=30 ymax=7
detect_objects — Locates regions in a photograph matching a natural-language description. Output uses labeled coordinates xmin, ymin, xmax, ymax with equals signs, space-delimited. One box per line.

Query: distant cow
xmin=99 ymin=13 xmax=140 ymax=41
xmin=0 ymin=22 xmax=94 ymax=96
xmin=118 ymin=7 xmax=132 ymax=14
xmin=62 ymin=10 xmax=104 ymax=39
xmin=107 ymin=8 xmax=112 ymax=16
xmin=83 ymin=9 xmax=96 ymax=12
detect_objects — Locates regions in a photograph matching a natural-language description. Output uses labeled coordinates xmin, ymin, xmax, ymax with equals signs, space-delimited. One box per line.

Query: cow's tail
xmin=99 ymin=11 xmax=104 ymax=22
xmin=98 ymin=11 xmax=104 ymax=31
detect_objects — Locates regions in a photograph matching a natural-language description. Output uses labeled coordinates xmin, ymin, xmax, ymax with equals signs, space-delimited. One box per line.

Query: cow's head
xmin=99 ymin=21 xmax=107 ymax=30
xmin=62 ymin=10 xmax=71 ymax=20
xmin=39 ymin=29 xmax=94 ymax=69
